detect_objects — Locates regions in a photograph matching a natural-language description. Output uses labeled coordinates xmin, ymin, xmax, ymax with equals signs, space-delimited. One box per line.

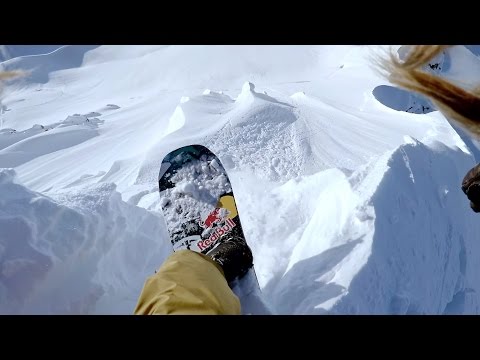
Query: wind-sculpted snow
xmin=0 ymin=169 xmax=170 ymax=314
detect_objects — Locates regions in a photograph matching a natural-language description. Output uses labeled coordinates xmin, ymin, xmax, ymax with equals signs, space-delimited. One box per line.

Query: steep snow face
xmin=1 ymin=45 xmax=480 ymax=314
xmin=0 ymin=169 xmax=170 ymax=314
xmin=265 ymin=141 xmax=480 ymax=314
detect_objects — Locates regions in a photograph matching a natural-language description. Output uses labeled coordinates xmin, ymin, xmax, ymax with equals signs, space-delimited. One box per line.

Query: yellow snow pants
xmin=134 ymin=250 xmax=241 ymax=315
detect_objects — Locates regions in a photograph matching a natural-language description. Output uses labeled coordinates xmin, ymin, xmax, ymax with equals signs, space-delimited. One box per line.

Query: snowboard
xmin=158 ymin=144 xmax=272 ymax=314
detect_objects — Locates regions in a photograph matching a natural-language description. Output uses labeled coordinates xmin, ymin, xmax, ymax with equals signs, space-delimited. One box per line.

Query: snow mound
xmin=265 ymin=141 xmax=480 ymax=314
xmin=0 ymin=169 xmax=171 ymax=314
xmin=0 ymin=113 xmax=104 ymax=168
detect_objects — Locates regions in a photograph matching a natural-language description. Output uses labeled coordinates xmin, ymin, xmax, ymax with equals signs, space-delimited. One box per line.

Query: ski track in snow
xmin=1 ymin=45 xmax=480 ymax=314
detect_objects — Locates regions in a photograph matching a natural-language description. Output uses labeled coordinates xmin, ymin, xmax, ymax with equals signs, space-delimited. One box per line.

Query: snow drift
xmin=0 ymin=169 xmax=170 ymax=314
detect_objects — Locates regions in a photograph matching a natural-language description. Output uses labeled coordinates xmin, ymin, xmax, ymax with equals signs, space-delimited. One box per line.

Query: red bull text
xmin=198 ymin=217 xmax=236 ymax=251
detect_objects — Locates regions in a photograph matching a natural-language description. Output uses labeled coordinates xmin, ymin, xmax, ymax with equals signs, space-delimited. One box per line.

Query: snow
xmin=0 ymin=169 xmax=170 ymax=314
xmin=1 ymin=45 xmax=480 ymax=314
xmin=0 ymin=46 xmax=64 ymax=62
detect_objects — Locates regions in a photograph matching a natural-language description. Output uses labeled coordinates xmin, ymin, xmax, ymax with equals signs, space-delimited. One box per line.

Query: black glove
xmin=462 ymin=163 xmax=480 ymax=212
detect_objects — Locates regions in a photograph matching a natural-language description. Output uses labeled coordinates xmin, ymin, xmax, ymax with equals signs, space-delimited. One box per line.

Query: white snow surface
xmin=1 ymin=45 xmax=480 ymax=314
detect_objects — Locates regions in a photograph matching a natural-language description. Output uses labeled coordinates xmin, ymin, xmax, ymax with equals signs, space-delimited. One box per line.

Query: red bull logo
xmin=197 ymin=198 xmax=239 ymax=251
xmin=198 ymin=218 xmax=236 ymax=251
xmin=201 ymin=208 xmax=224 ymax=229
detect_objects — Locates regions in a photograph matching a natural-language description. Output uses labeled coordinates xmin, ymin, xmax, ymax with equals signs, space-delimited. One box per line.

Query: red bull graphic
xmin=201 ymin=208 xmax=224 ymax=229
xmin=195 ymin=195 xmax=240 ymax=251
xmin=198 ymin=218 xmax=236 ymax=251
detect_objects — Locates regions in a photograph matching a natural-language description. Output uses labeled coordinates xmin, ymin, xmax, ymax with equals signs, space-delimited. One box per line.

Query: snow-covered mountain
xmin=1 ymin=45 xmax=480 ymax=314
xmin=0 ymin=45 xmax=64 ymax=62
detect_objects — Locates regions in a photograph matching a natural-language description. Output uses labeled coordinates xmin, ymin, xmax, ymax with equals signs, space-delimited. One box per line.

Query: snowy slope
xmin=1 ymin=45 xmax=480 ymax=314
xmin=0 ymin=46 xmax=63 ymax=62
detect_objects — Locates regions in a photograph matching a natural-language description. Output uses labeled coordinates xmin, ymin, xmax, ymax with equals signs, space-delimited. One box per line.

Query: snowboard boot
xmin=208 ymin=236 xmax=253 ymax=283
